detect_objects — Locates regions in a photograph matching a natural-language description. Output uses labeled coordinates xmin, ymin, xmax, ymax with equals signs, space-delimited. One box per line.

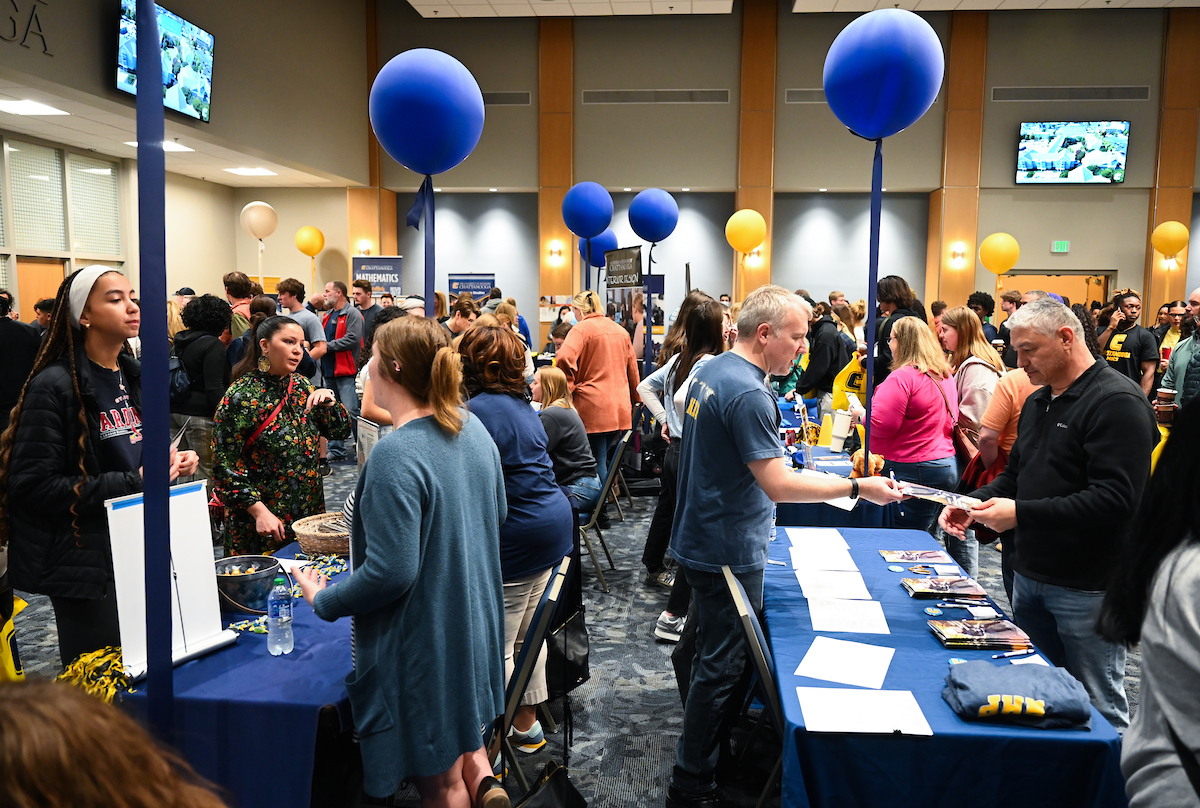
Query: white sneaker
xmin=654 ymin=610 xmax=686 ymax=643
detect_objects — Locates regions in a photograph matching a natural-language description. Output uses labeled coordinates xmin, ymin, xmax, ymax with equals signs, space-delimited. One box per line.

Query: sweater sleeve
xmin=956 ymin=362 xmax=999 ymax=433
xmin=313 ymin=445 xmax=422 ymax=620
xmin=796 ymin=333 xmax=835 ymax=393
xmin=540 ymin=408 xmax=564 ymax=454
xmin=637 ymin=356 xmax=674 ymax=423
xmin=555 ymin=328 xmax=584 ymax=389
xmin=869 ymin=371 xmax=911 ymax=442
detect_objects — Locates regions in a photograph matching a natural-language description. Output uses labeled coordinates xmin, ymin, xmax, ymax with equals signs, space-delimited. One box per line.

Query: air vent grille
xmin=991 ymin=86 xmax=1150 ymax=102
xmin=482 ymin=91 xmax=531 ymax=106
xmin=582 ymin=89 xmax=730 ymax=104
xmin=785 ymin=88 xmax=826 ymax=104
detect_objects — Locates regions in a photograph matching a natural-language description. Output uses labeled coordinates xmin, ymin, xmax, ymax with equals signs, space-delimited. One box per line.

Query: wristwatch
xmin=849 ymin=478 xmax=859 ymax=500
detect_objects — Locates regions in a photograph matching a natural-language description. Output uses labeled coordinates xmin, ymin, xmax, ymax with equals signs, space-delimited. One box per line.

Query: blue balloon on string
xmin=822 ymin=9 xmax=944 ymax=140
xmin=578 ymin=228 xmax=619 ymax=268
xmin=369 ymin=48 xmax=485 ymax=176
xmin=629 ymin=189 xmax=679 ymax=243
xmin=562 ymin=182 xmax=614 ymax=239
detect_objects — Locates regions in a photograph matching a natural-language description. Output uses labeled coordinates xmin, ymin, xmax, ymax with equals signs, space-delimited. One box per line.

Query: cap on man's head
xmin=175 ymin=287 xmax=195 ymax=296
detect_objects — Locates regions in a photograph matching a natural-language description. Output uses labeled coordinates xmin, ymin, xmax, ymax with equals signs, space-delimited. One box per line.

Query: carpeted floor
xmin=11 ymin=466 xmax=1141 ymax=807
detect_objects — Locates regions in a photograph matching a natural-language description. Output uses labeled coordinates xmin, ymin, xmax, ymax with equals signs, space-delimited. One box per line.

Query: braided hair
xmin=0 ymin=269 xmax=114 ymax=547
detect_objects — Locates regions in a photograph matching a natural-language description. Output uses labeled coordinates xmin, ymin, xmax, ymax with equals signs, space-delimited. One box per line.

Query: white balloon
xmin=240 ymin=201 xmax=278 ymax=240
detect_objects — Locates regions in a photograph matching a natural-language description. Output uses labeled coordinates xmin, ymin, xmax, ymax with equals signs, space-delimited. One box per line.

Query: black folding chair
xmin=484 ymin=555 xmax=572 ymax=792
xmin=722 ymin=566 xmax=785 ymax=808
xmin=578 ymin=429 xmax=633 ymax=592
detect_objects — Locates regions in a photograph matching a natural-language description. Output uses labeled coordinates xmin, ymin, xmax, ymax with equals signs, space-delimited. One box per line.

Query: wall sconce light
xmin=549 ymin=240 xmax=563 ymax=266
xmin=1166 ymin=255 xmax=1179 ymax=271
xmin=746 ymin=248 xmax=763 ymax=268
xmin=358 ymin=240 xmax=372 ymax=256
xmin=951 ymin=242 xmax=966 ymax=269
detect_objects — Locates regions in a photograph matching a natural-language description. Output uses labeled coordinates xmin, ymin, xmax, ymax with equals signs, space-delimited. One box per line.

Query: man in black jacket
xmin=940 ymin=298 xmax=1157 ymax=732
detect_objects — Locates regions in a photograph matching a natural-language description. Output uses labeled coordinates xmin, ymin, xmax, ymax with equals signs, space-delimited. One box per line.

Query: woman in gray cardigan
xmin=297 ymin=317 xmax=511 ymax=808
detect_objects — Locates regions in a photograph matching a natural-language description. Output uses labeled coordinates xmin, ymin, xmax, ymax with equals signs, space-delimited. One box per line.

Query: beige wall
xmin=377 ymin=5 xmax=539 ymax=191
xmin=232 ymin=188 xmax=350 ymax=296
xmin=163 ymin=172 xmax=236 ymax=297
xmin=575 ymin=14 xmax=742 ymax=190
xmin=0 ymin=0 xmax=369 ymax=185
xmin=774 ymin=11 xmax=950 ymax=193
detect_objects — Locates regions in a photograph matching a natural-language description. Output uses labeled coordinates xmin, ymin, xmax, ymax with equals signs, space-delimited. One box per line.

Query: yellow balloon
xmin=725 ymin=209 xmax=767 ymax=254
xmin=240 ymin=201 xmax=278 ymax=240
xmin=295 ymin=226 xmax=325 ymax=257
xmin=1152 ymin=221 xmax=1189 ymax=257
xmin=978 ymin=232 xmax=1020 ymax=275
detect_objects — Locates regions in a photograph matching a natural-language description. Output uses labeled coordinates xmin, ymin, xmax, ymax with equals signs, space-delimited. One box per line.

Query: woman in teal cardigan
xmin=297 ymin=317 xmax=510 ymax=808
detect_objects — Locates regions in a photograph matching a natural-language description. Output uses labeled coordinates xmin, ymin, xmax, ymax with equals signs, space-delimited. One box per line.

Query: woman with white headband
xmin=0 ymin=266 xmax=198 ymax=667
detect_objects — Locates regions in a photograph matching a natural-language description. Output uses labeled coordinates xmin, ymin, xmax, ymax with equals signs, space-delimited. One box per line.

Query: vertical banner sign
xmin=448 ymin=274 xmax=496 ymax=298
xmin=351 ymin=256 xmax=403 ymax=297
xmin=135 ymin=0 xmax=173 ymax=737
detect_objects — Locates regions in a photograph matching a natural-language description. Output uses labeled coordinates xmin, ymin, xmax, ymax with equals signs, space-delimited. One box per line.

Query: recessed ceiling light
xmin=82 ymin=168 xmax=112 ymax=175
xmin=623 ymin=187 xmax=632 ymax=192
xmin=681 ymin=188 xmax=690 ymax=192
xmin=224 ymin=167 xmax=278 ymax=176
xmin=124 ymin=140 xmax=195 ymax=153
xmin=433 ymin=187 xmax=442 ymax=192
xmin=489 ymin=188 xmax=498 ymax=192
xmin=881 ymin=188 xmax=887 ymax=192
xmin=0 ymin=100 xmax=69 ymax=116
xmin=818 ymin=188 xmax=828 ymax=192
xmin=27 ymin=174 xmax=50 ymax=181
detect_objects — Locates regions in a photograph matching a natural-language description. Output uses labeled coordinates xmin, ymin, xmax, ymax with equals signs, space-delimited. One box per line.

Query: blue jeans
xmin=1011 ymin=572 xmax=1129 ymax=732
xmin=326 ymin=375 xmax=360 ymax=460
xmin=567 ymin=474 xmax=602 ymax=515
xmin=588 ymin=431 xmax=619 ymax=489
xmin=884 ymin=456 xmax=958 ymax=535
xmin=672 ymin=566 xmax=764 ymax=795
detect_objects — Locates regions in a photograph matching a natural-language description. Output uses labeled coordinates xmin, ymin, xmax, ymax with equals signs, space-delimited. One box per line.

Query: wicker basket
xmin=293 ymin=512 xmax=350 ymax=557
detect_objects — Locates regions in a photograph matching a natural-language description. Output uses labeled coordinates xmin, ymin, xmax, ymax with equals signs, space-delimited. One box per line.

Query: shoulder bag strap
xmin=1167 ymin=715 xmax=1200 ymax=799
xmin=926 ymin=372 xmax=955 ymax=424
xmin=246 ymin=376 xmax=295 ymax=448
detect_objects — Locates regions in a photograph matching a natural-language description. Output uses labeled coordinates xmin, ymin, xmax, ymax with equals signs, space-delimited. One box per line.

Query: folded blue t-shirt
xmin=942 ymin=660 xmax=1092 ymax=730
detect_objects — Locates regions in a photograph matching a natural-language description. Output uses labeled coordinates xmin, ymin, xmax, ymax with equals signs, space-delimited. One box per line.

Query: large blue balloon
xmin=369 ymin=49 xmax=485 ymax=176
xmin=562 ymin=182 xmax=613 ymax=240
xmin=823 ymin=10 xmax=944 ymax=140
xmin=629 ymin=189 xmax=679 ymax=243
xmin=578 ymin=228 xmax=619 ymax=268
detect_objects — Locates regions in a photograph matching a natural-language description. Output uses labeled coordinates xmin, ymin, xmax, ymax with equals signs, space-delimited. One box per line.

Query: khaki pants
xmin=503 ymin=566 xmax=554 ymax=706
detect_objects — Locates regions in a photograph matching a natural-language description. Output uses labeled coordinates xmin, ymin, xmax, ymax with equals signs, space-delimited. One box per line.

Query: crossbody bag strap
xmin=926 ymin=372 xmax=955 ymax=426
xmin=246 ymin=376 xmax=295 ymax=448
xmin=1167 ymin=715 xmax=1200 ymax=799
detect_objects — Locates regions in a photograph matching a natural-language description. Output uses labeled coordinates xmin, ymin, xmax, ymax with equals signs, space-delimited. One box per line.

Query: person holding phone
xmin=1097 ymin=290 xmax=1158 ymax=396
xmin=0 ymin=267 xmax=199 ymax=666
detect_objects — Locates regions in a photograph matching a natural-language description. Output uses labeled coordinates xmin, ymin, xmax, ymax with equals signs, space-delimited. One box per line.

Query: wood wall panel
xmin=380 ymin=190 xmax=397 ymax=256
xmin=929 ymin=12 xmax=987 ymax=310
xmin=539 ymin=19 xmax=574 ymax=347
xmin=1144 ymin=9 xmax=1200 ymax=312
xmin=347 ymin=187 xmax=379 ymax=280
xmin=735 ymin=0 xmax=776 ymax=300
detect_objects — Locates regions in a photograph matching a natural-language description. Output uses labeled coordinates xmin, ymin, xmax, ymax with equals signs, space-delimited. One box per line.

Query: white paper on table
xmin=784 ymin=527 xmax=849 ymax=550
xmin=795 ymin=569 xmax=872 ymax=600
xmin=1011 ymin=654 xmax=1050 ymax=666
xmin=933 ymin=564 xmax=960 ymax=576
xmin=790 ymin=544 xmax=858 ymax=572
xmin=794 ymin=469 xmax=859 ymax=511
xmin=807 ymin=598 xmax=890 ymax=634
xmin=795 ymin=636 xmax=896 ymax=689
xmin=796 ymin=687 xmax=933 ymax=736
xmin=967 ymin=606 xmax=1000 ymax=619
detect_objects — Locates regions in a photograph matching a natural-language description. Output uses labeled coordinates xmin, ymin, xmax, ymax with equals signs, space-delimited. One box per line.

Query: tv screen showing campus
xmin=1016 ymin=121 xmax=1129 ymax=184
xmin=116 ymin=1 xmax=214 ymax=123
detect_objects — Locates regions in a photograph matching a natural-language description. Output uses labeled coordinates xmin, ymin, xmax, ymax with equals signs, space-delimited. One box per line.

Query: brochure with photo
xmin=901 ymin=576 xmax=988 ymax=599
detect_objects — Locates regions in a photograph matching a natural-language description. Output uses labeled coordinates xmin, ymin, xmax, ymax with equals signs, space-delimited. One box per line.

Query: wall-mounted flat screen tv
xmin=117 ymin=1 xmax=214 ymax=122
xmin=1016 ymin=121 xmax=1129 ymax=184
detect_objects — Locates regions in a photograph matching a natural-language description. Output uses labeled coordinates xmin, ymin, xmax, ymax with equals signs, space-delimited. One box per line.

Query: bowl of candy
xmin=215 ymin=555 xmax=284 ymax=614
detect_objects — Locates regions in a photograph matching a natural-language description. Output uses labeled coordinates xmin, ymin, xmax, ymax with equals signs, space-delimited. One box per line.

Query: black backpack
xmin=169 ymin=347 xmax=194 ymax=406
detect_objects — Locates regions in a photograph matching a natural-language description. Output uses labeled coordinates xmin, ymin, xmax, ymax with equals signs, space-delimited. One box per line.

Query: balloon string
xmin=861 ymin=138 xmax=884 ymax=475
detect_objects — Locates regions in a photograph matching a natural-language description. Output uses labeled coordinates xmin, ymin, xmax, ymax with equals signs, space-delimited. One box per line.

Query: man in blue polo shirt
xmin=666 ymin=285 xmax=903 ymax=808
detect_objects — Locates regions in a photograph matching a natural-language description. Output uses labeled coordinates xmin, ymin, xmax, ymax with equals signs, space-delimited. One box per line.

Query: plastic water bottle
xmin=267 ymin=577 xmax=294 ymax=656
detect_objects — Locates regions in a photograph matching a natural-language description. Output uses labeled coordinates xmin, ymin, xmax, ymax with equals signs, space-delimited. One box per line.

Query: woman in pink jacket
xmin=555 ymin=290 xmax=640 ymax=489
xmin=870 ymin=317 xmax=960 ymax=534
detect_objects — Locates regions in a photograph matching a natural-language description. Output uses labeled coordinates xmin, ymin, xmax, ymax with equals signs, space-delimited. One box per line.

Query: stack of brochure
xmin=900 ymin=576 xmax=988 ymax=599
xmin=927 ymin=619 xmax=1032 ymax=651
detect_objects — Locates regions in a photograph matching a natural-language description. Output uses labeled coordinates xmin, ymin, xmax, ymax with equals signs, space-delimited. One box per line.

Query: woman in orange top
xmin=554 ymin=290 xmax=640 ymax=489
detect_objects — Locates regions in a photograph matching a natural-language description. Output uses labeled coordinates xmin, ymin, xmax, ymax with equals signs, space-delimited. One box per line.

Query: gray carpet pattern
xmin=11 ymin=465 xmax=1141 ymax=807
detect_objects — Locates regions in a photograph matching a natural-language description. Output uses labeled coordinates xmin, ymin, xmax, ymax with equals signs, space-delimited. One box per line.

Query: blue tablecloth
xmin=765 ymin=527 xmax=1126 ymax=808
xmin=777 ymin=395 xmax=819 ymax=430
xmin=125 ymin=543 xmax=351 ymax=808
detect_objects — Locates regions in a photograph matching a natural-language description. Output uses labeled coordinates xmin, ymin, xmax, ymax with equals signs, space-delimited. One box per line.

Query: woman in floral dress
xmin=213 ymin=314 xmax=351 ymax=554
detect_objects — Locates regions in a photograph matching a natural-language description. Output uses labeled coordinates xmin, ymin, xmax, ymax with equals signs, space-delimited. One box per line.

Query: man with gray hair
xmin=666 ymin=285 xmax=903 ymax=808
xmin=940 ymin=297 xmax=1156 ymax=732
